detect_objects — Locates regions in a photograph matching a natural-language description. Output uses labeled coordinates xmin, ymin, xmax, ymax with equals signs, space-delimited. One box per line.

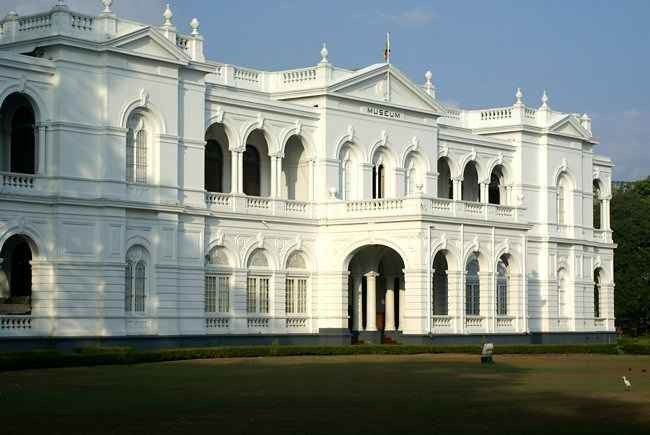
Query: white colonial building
xmin=0 ymin=1 xmax=615 ymax=346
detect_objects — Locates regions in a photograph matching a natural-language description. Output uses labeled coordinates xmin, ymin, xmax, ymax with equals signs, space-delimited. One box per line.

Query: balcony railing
xmin=0 ymin=315 xmax=32 ymax=330
xmin=2 ymin=172 xmax=35 ymax=190
xmin=204 ymin=192 xmax=524 ymax=223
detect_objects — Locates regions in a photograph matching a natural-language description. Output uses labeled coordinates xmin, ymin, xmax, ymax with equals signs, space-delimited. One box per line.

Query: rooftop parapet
xmin=0 ymin=1 xmax=205 ymax=63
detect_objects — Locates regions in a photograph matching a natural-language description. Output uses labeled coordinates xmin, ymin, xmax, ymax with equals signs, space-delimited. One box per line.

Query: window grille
xmin=218 ymin=275 xmax=230 ymax=313
xmin=125 ymin=261 xmax=133 ymax=312
xmin=205 ymin=275 xmax=217 ymax=313
xmin=496 ymin=261 xmax=508 ymax=316
xmin=286 ymin=277 xmax=307 ymax=314
xmin=247 ymin=277 xmax=257 ymax=313
xmin=134 ymin=261 xmax=146 ymax=313
xmin=126 ymin=128 xmax=135 ymax=182
xmin=135 ymin=129 xmax=147 ymax=183
xmin=465 ymin=257 xmax=480 ymax=316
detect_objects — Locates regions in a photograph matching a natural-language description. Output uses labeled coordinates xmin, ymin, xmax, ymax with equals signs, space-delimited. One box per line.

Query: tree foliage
xmin=612 ymin=177 xmax=650 ymax=334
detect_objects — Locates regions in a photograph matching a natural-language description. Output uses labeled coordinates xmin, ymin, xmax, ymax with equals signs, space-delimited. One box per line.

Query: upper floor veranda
xmin=0 ymin=1 xmax=614 ymax=243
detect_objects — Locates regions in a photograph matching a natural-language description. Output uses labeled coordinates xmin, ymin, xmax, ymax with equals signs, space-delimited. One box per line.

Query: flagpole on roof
xmin=385 ymin=32 xmax=391 ymax=101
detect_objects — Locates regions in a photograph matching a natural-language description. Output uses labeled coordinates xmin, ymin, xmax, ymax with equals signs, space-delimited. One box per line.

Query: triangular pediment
xmin=328 ymin=64 xmax=445 ymax=115
xmin=106 ymin=27 xmax=190 ymax=64
xmin=549 ymin=116 xmax=590 ymax=139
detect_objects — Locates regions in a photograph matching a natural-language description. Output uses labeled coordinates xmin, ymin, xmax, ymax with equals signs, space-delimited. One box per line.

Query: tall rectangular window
xmin=496 ymin=280 xmax=508 ymax=316
xmin=286 ymin=277 xmax=307 ymax=314
xmin=247 ymin=277 xmax=269 ymax=314
xmin=135 ymin=129 xmax=147 ymax=184
xmin=218 ymin=275 xmax=230 ymax=313
xmin=205 ymin=275 xmax=217 ymax=313
xmin=126 ymin=129 xmax=135 ymax=183
xmin=557 ymin=186 xmax=565 ymax=225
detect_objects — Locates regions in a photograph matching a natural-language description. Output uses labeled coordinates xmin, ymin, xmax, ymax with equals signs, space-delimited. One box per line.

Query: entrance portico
xmin=347 ymin=245 xmax=405 ymax=340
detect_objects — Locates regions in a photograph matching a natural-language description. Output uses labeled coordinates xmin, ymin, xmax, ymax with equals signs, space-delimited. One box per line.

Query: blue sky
xmin=6 ymin=0 xmax=650 ymax=181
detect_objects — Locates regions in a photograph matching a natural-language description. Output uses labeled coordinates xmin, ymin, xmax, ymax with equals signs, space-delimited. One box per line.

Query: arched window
xmin=432 ymin=252 xmax=448 ymax=315
xmin=496 ymin=257 xmax=509 ymax=316
xmin=465 ymin=255 xmax=480 ymax=315
xmin=206 ymin=246 xmax=231 ymax=314
xmin=0 ymin=93 xmax=37 ymax=174
xmin=557 ymin=268 xmax=568 ymax=319
xmin=594 ymin=269 xmax=602 ymax=318
xmin=286 ymin=252 xmax=308 ymax=315
xmin=556 ymin=173 xmax=571 ymax=226
xmin=489 ymin=165 xmax=506 ymax=205
xmin=372 ymin=163 xmax=385 ymax=199
xmin=282 ymin=135 xmax=309 ymax=201
xmin=243 ymin=145 xmax=261 ymax=196
xmin=437 ymin=157 xmax=453 ymax=199
xmin=205 ymin=140 xmax=224 ymax=193
xmin=593 ymin=180 xmax=602 ymax=230
xmin=125 ymin=245 xmax=148 ymax=314
xmin=247 ymin=249 xmax=270 ymax=314
xmin=462 ymin=161 xmax=480 ymax=202
xmin=342 ymin=159 xmax=352 ymax=200
xmin=126 ymin=111 xmax=151 ymax=184
xmin=0 ymin=235 xmax=34 ymax=315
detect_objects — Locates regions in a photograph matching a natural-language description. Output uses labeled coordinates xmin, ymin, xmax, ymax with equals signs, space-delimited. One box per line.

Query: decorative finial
xmin=580 ymin=113 xmax=592 ymax=133
xmin=515 ymin=87 xmax=523 ymax=106
xmin=163 ymin=4 xmax=173 ymax=27
xmin=190 ymin=18 xmax=200 ymax=36
xmin=424 ymin=70 xmax=435 ymax=98
xmin=101 ymin=0 xmax=113 ymax=14
xmin=6 ymin=11 xmax=18 ymax=20
xmin=320 ymin=43 xmax=329 ymax=63
xmin=540 ymin=90 xmax=549 ymax=110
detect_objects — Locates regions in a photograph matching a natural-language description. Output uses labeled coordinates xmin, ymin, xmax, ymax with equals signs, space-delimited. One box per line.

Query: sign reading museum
xmin=366 ymin=105 xmax=402 ymax=120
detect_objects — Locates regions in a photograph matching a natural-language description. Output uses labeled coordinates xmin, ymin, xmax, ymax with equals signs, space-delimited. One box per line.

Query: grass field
xmin=1 ymin=353 xmax=649 ymax=435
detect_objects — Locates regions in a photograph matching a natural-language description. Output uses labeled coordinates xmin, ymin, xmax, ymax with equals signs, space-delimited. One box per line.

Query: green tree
xmin=612 ymin=177 xmax=650 ymax=334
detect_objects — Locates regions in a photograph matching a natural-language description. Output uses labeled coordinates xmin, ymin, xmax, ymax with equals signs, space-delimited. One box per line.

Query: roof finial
xmin=101 ymin=0 xmax=113 ymax=14
xmin=190 ymin=18 xmax=200 ymax=36
xmin=540 ymin=90 xmax=549 ymax=110
xmin=163 ymin=4 xmax=173 ymax=27
xmin=424 ymin=70 xmax=436 ymax=98
xmin=320 ymin=42 xmax=329 ymax=64
xmin=514 ymin=87 xmax=523 ymax=106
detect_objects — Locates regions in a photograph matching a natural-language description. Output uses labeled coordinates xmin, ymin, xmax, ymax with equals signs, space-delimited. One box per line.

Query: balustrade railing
xmin=432 ymin=315 xmax=452 ymax=328
xmin=0 ymin=316 xmax=32 ymax=330
xmin=496 ymin=317 xmax=514 ymax=328
xmin=206 ymin=317 xmax=230 ymax=329
xmin=2 ymin=172 xmax=35 ymax=189
xmin=465 ymin=316 xmax=484 ymax=328
xmin=206 ymin=192 xmax=231 ymax=207
xmin=480 ymin=107 xmax=512 ymax=121
xmin=286 ymin=317 xmax=307 ymax=328
xmin=18 ymin=14 xmax=51 ymax=32
xmin=247 ymin=317 xmax=270 ymax=329
xmin=346 ymin=198 xmax=404 ymax=212
xmin=71 ymin=14 xmax=94 ymax=31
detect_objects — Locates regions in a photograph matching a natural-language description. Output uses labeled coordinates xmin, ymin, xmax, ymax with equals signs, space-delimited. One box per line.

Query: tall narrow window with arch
xmin=462 ymin=161 xmax=480 ymax=202
xmin=285 ymin=251 xmax=308 ymax=315
xmin=437 ymin=157 xmax=453 ymax=199
xmin=496 ymin=256 xmax=509 ymax=316
xmin=489 ymin=165 xmax=506 ymax=205
xmin=432 ymin=252 xmax=449 ymax=316
xmin=247 ymin=249 xmax=270 ymax=314
xmin=465 ymin=255 xmax=480 ymax=316
xmin=126 ymin=110 xmax=151 ymax=184
xmin=594 ymin=269 xmax=602 ymax=319
xmin=205 ymin=246 xmax=231 ymax=314
xmin=556 ymin=173 xmax=571 ymax=226
xmin=125 ymin=245 xmax=148 ymax=314
xmin=0 ymin=93 xmax=37 ymax=174
xmin=0 ymin=235 xmax=34 ymax=315
xmin=372 ymin=162 xmax=385 ymax=199
xmin=593 ymin=180 xmax=602 ymax=230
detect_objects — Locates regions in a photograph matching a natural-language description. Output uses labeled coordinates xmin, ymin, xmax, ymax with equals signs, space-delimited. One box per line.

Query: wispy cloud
xmin=594 ymin=110 xmax=650 ymax=181
xmin=378 ymin=7 xmax=436 ymax=27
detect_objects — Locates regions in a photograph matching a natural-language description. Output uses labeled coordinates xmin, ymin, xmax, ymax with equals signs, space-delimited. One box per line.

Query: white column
xmin=270 ymin=156 xmax=279 ymax=198
xmin=480 ymin=182 xmax=489 ymax=203
xmin=231 ymin=150 xmax=242 ymax=194
xmin=365 ymin=271 xmax=378 ymax=331
xmin=36 ymin=123 xmax=47 ymax=175
xmin=603 ymin=197 xmax=611 ymax=230
xmin=276 ymin=156 xmax=283 ymax=198
xmin=308 ymin=159 xmax=315 ymax=201
xmin=398 ymin=276 xmax=405 ymax=331
xmin=385 ymin=275 xmax=396 ymax=331
xmin=452 ymin=178 xmax=462 ymax=201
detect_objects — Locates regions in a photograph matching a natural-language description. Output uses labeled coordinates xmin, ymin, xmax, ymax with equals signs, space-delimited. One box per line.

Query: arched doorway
xmin=462 ymin=161 xmax=480 ymax=202
xmin=282 ymin=135 xmax=310 ymax=201
xmin=0 ymin=93 xmax=37 ymax=174
xmin=0 ymin=235 xmax=35 ymax=315
xmin=243 ymin=129 xmax=271 ymax=197
xmin=204 ymin=123 xmax=231 ymax=193
xmin=489 ymin=165 xmax=507 ymax=205
xmin=437 ymin=157 xmax=453 ymax=199
xmin=347 ymin=245 xmax=405 ymax=342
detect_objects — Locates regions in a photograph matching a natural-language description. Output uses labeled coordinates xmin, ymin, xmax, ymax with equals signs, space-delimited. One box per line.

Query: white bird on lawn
xmin=622 ymin=376 xmax=632 ymax=391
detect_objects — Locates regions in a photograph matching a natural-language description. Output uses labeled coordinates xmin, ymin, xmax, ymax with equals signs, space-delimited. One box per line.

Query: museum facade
xmin=0 ymin=1 xmax=615 ymax=346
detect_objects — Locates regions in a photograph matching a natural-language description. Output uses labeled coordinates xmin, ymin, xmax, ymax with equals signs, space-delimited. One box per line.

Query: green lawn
xmin=1 ymin=353 xmax=649 ymax=435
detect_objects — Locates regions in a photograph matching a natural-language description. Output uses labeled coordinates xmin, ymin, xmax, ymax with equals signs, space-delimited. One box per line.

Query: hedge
xmin=0 ymin=342 xmax=639 ymax=372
